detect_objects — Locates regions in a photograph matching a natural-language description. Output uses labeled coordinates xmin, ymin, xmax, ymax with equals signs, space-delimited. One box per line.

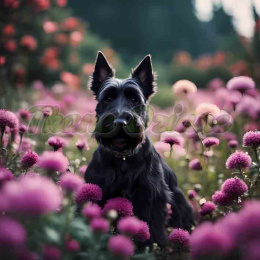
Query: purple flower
xmin=189 ymin=158 xmax=202 ymax=171
xmin=75 ymin=183 xmax=102 ymax=205
xmin=117 ymin=217 xmax=142 ymax=237
xmin=221 ymin=177 xmax=248 ymax=199
xmin=243 ymin=131 xmax=260 ymax=148
xmin=103 ymin=197 xmax=133 ymax=217
xmin=42 ymin=107 xmax=52 ymax=117
xmin=227 ymin=76 xmax=255 ymax=93
xmin=65 ymin=239 xmax=80 ymax=252
xmin=225 ymin=151 xmax=251 ymax=170
xmin=47 ymin=136 xmax=66 ymax=151
xmin=0 ymin=167 xmax=13 ymax=187
xmin=21 ymin=150 xmax=39 ymax=169
xmin=0 ymin=217 xmax=26 ymax=248
xmin=160 ymin=131 xmax=184 ymax=147
xmin=228 ymin=140 xmax=238 ymax=149
xmin=18 ymin=109 xmax=31 ymax=121
xmin=212 ymin=190 xmax=233 ymax=206
xmin=188 ymin=190 xmax=198 ymax=200
xmin=43 ymin=245 xmax=61 ymax=260
xmin=2 ymin=175 xmax=62 ymax=215
xmin=90 ymin=217 xmax=109 ymax=234
xmin=19 ymin=124 xmax=27 ymax=134
xmin=0 ymin=109 xmax=19 ymax=133
xmin=202 ymin=137 xmax=219 ymax=148
xmin=108 ymin=235 xmax=134 ymax=258
xmin=59 ymin=172 xmax=84 ymax=192
xmin=169 ymin=228 xmax=190 ymax=249
xmin=37 ymin=151 xmax=69 ymax=172
xmin=135 ymin=220 xmax=151 ymax=242
xmin=82 ymin=203 xmax=101 ymax=220
xmin=76 ymin=139 xmax=89 ymax=151
xmin=199 ymin=201 xmax=216 ymax=216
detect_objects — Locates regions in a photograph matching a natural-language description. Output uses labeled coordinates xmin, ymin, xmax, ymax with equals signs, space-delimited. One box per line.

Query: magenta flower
xmin=76 ymin=139 xmax=89 ymax=151
xmin=90 ymin=217 xmax=109 ymax=234
xmin=221 ymin=177 xmax=248 ymax=199
xmin=169 ymin=228 xmax=190 ymax=250
xmin=117 ymin=216 xmax=142 ymax=237
xmin=19 ymin=124 xmax=27 ymax=134
xmin=42 ymin=107 xmax=52 ymax=117
xmin=43 ymin=245 xmax=61 ymax=260
xmin=228 ymin=140 xmax=238 ymax=149
xmin=189 ymin=158 xmax=202 ymax=171
xmin=135 ymin=220 xmax=151 ymax=242
xmin=225 ymin=151 xmax=251 ymax=170
xmin=75 ymin=183 xmax=102 ymax=205
xmin=202 ymin=137 xmax=219 ymax=148
xmin=227 ymin=76 xmax=255 ymax=93
xmin=18 ymin=109 xmax=31 ymax=121
xmin=37 ymin=151 xmax=69 ymax=172
xmin=59 ymin=172 xmax=84 ymax=192
xmin=0 ymin=167 xmax=13 ymax=187
xmin=0 ymin=109 xmax=19 ymax=133
xmin=21 ymin=150 xmax=39 ymax=169
xmin=108 ymin=235 xmax=134 ymax=258
xmin=243 ymin=131 xmax=260 ymax=148
xmin=65 ymin=239 xmax=80 ymax=252
xmin=79 ymin=165 xmax=87 ymax=176
xmin=188 ymin=190 xmax=198 ymax=200
xmin=103 ymin=197 xmax=133 ymax=217
xmin=199 ymin=201 xmax=216 ymax=216
xmin=212 ymin=191 xmax=233 ymax=206
xmin=47 ymin=136 xmax=66 ymax=151
xmin=82 ymin=203 xmax=101 ymax=220
xmin=0 ymin=217 xmax=27 ymax=247
xmin=2 ymin=175 xmax=62 ymax=215
xmin=160 ymin=131 xmax=184 ymax=147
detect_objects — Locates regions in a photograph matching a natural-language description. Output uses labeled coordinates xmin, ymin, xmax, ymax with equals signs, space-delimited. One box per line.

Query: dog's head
xmin=89 ymin=52 xmax=157 ymax=157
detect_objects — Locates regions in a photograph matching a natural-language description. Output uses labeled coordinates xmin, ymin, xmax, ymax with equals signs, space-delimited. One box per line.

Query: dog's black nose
xmin=113 ymin=118 xmax=127 ymax=126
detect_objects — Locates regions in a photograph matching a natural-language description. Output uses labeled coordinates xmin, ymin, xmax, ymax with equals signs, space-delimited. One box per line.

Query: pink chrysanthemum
xmin=160 ymin=131 xmax=184 ymax=147
xmin=227 ymin=76 xmax=255 ymax=93
xmin=228 ymin=140 xmax=238 ymax=149
xmin=0 ymin=167 xmax=13 ymax=187
xmin=117 ymin=217 xmax=142 ymax=237
xmin=221 ymin=177 xmax=248 ymax=199
xmin=75 ymin=183 xmax=102 ymax=205
xmin=169 ymin=228 xmax=190 ymax=249
xmin=21 ymin=150 xmax=39 ymax=169
xmin=108 ymin=235 xmax=134 ymax=258
xmin=59 ymin=172 xmax=84 ymax=192
xmin=225 ymin=151 xmax=251 ymax=170
xmin=202 ymin=137 xmax=219 ymax=148
xmin=243 ymin=131 xmax=260 ymax=148
xmin=188 ymin=190 xmax=198 ymax=200
xmin=2 ymin=175 xmax=62 ymax=215
xmin=90 ymin=217 xmax=109 ymax=234
xmin=172 ymin=80 xmax=197 ymax=96
xmin=195 ymin=103 xmax=220 ymax=118
xmin=0 ymin=217 xmax=27 ymax=248
xmin=82 ymin=203 xmax=102 ymax=220
xmin=200 ymin=201 xmax=216 ymax=216
xmin=103 ymin=197 xmax=133 ymax=217
xmin=43 ymin=245 xmax=61 ymax=260
xmin=212 ymin=191 xmax=233 ymax=206
xmin=0 ymin=109 xmax=19 ymax=132
xmin=47 ymin=136 xmax=66 ymax=151
xmin=135 ymin=220 xmax=151 ymax=242
xmin=189 ymin=158 xmax=202 ymax=171
xmin=37 ymin=151 xmax=69 ymax=172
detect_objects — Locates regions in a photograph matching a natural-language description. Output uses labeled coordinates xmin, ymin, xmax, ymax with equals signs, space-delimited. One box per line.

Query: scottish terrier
xmin=85 ymin=52 xmax=193 ymax=248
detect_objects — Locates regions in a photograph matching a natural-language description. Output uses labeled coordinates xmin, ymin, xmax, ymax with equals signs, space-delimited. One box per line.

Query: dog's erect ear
xmin=89 ymin=51 xmax=115 ymax=96
xmin=132 ymin=55 xmax=157 ymax=100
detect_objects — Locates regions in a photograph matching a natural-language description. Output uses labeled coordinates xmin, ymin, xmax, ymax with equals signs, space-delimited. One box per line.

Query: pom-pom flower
xmin=117 ymin=217 xmax=142 ymax=237
xmin=59 ymin=172 xmax=84 ymax=193
xmin=221 ymin=177 xmax=248 ymax=199
xmin=188 ymin=190 xmax=198 ymax=200
xmin=200 ymin=201 xmax=216 ymax=216
xmin=2 ymin=175 xmax=62 ymax=215
xmin=75 ymin=183 xmax=102 ymax=205
xmin=0 ymin=167 xmax=13 ymax=187
xmin=103 ymin=197 xmax=133 ymax=217
xmin=225 ymin=151 xmax=251 ymax=170
xmin=82 ymin=203 xmax=101 ymax=220
xmin=160 ymin=131 xmax=184 ymax=147
xmin=19 ymin=124 xmax=27 ymax=134
xmin=169 ymin=228 xmax=190 ymax=250
xmin=243 ymin=131 xmax=260 ymax=148
xmin=47 ymin=136 xmax=66 ymax=151
xmin=0 ymin=109 xmax=19 ymax=133
xmin=108 ymin=235 xmax=134 ymax=258
xmin=135 ymin=220 xmax=151 ymax=242
xmin=227 ymin=76 xmax=255 ymax=93
xmin=212 ymin=191 xmax=233 ymax=206
xmin=228 ymin=140 xmax=238 ymax=149
xmin=37 ymin=151 xmax=69 ymax=172
xmin=195 ymin=103 xmax=220 ymax=118
xmin=21 ymin=150 xmax=39 ymax=169
xmin=189 ymin=158 xmax=202 ymax=171
xmin=90 ymin=217 xmax=109 ymax=234
xmin=172 ymin=80 xmax=197 ymax=96
xmin=202 ymin=137 xmax=219 ymax=148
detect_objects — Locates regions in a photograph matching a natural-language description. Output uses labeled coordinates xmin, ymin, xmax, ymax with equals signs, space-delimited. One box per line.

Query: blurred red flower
xmin=4 ymin=0 xmax=20 ymax=9
xmin=61 ymin=17 xmax=79 ymax=31
xmin=54 ymin=33 xmax=69 ymax=45
xmin=0 ymin=57 xmax=6 ymax=66
xmin=70 ymin=31 xmax=83 ymax=46
xmin=43 ymin=21 xmax=58 ymax=34
xmin=4 ymin=40 xmax=17 ymax=52
xmin=61 ymin=71 xmax=80 ymax=88
xmin=2 ymin=24 xmax=16 ymax=36
xmin=20 ymin=35 xmax=37 ymax=51
xmin=55 ymin=0 xmax=67 ymax=7
xmin=82 ymin=63 xmax=94 ymax=75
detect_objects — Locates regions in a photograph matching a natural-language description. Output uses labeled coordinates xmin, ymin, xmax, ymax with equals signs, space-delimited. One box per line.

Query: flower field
xmin=1 ymin=1 xmax=260 ymax=260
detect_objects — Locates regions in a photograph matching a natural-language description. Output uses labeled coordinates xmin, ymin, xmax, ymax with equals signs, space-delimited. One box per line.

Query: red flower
xmin=20 ymin=35 xmax=37 ymax=51
xmin=2 ymin=24 xmax=15 ymax=36
xmin=4 ymin=40 xmax=17 ymax=52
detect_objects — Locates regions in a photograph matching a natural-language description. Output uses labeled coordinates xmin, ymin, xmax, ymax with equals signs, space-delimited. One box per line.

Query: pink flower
xmin=227 ymin=76 xmax=255 ymax=93
xmin=154 ymin=141 xmax=170 ymax=156
xmin=200 ymin=201 xmax=216 ymax=216
xmin=225 ymin=151 xmax=251 ymax=170
xmin=59 ymin=172 xmax=84 ymax=192
xmin=18 ymin=109 xmax=31 ymax=120
xmin=221 ymin=177 xmax=248 ymax=199
xmin=76 ymin=139 xmax=89 ymax=151
xmin=82 ymin=203 xmax=101 ymax=220
xmin=0 ymin=109 xmax=19 ymax=133
xmin=188 ymin=190 xmax=198 ymax=200
xmin=75 ymin=183 xmax=102 ymax=204
xmin=2 ymin=175 xmax=62 ymax=215
xmin=65 ymin=239 xmax=80 ymax=252
xmin=0 ymin=167 xmax=13 ymax=187
xmin=243 ymin=131 xmax=260 ymax=148
xmin=47 ymin=136 xmax=66 ymax=151
xmin=212 ymin=191 xmax=233 ymax=206
xmin=19 ymin=124 xmax=28 ymax=134
xmin=108 ymin=235 xmax=134 ymax=258
xmin=117 ymin=217 xmax=142 ymax=237
xmin=78 ymin=165 xmax=87 ymax=176
xmin=189 ymin=158 xmax=202 ymax=171
xmin=90 ymin=217 xmax=109 ymax=234
xmin=20 ymin=35 xmax=37 ymax=51
xmin=21 ymin=150 xmax=39 ymax=169
xmin=43 ymin=245 xmax=61 ymax=260
xmin=38 ymin=151 xmax=69 ymax=172
xmin=169 ymin=228 xmax=190 ymax=249
xmin=195 ymin=103 xmax=220 ymax=117
xmin=160 ymin=131 xmax=184 ymax=147
xmin=202 ymin=137 xmax=219 ymax=148
xmin=172 ymin=80 xmax=197 ymax=96
xmin=135 ymin=220 xmax=151 ymax=242
xmin=103 ymin=197 xmax=133 ymax=217
xmin=43 ymin=21 xmax=58 ymax=34
xmin=228 ymin=140 xmax=238 ymax=149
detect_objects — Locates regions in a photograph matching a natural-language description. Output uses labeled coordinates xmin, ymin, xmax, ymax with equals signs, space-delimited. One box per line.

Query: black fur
xmin=85 ymin=52 xmax=193 ymax=248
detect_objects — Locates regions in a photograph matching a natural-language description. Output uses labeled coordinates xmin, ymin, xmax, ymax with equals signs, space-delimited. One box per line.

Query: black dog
xmin=85 ymin=52 xmax=193 ymax=247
